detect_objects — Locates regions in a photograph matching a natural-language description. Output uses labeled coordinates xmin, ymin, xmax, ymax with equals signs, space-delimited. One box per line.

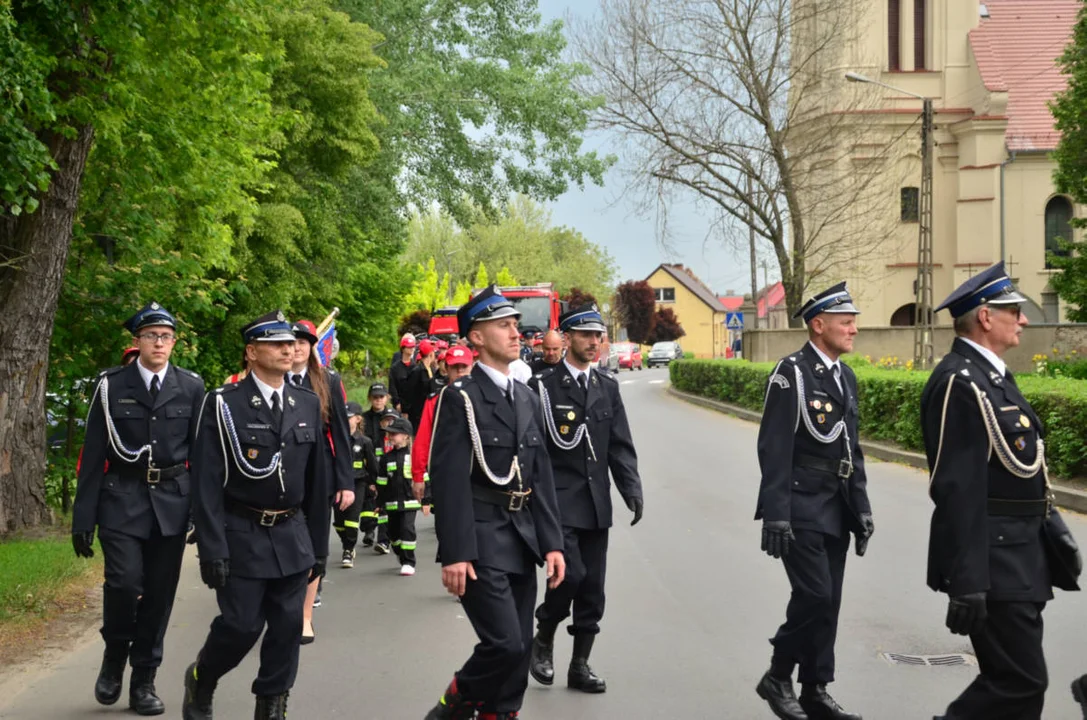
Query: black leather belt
xmin=987 ymin=498 xmax=1049 ymax=517
xmin=120 ymin=462 xmax=187 ymax=484
xmin=797 ymin=454 xmax=853 ymax=479
xmin=472 ymin=485 xmax=533 ymax=512
xmin=225 ymin=499 xmax=299 ymax=527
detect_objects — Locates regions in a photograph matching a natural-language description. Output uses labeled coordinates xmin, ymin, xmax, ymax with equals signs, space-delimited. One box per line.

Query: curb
xmin=666 ymin=386 xmax=1087 ymax=516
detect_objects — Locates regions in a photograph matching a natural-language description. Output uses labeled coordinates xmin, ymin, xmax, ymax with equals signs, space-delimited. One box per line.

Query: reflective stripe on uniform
xmin=403 ymin=500 xmax=422 ymax=510
xmin=385 ymin=502 xmax=400 ymax=510
xmin=400 ymin=541 xmax=417 ymax=551
xmin=377 ymin=515 xmax=388 ymax=525
xmin=360 ymin=511 xmax=379 ymax=519
xmin=391 ymin=539 xmax=402 ymax=547
xmin=376 ymin=478 xmax=388 ymax=486
xmin=344 ymin=520 xmax=359 ymax=529
xmin=353 ymin=461 xmax=363 ymax=469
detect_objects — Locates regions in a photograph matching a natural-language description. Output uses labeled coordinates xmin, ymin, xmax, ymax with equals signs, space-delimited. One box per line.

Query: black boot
xmin=182 ymin=661 xmax=216 ymax=720
xmin=94 ymin=650 xmax=126 ymax=705
xmin=799 ymin=684 xmax=861 ymax=720
xmin=1074 ymin=674 xmax=1087 ymax=720
xmin=755 ymin=670 xmax=808 ymax=720
xmin=254 ymin=692 xmax=289 ymax=720
xmin=567 ymin=634 xmax=606 ymax=693
xmin=129 ymin=666 xmax=165 ymax=715
xmin=529 ymin=622 xmax=557 ymax=686
xmin=424 ymin=677 xmax=479 ymax=719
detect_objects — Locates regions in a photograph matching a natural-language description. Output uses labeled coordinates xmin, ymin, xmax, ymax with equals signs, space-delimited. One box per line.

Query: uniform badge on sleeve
xmin=770 ymin=374 xmax=790 ymax=390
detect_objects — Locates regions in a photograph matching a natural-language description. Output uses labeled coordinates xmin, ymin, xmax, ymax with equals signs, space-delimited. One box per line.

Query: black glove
xmin=1058 ymin=533 xmax=1083 ymax=576
xmin=855 ymin=513 xmax=875 ymax=557
xmin=946 ymin=592 xmax=987 ymax=636
xmin=761 ymin=521 xmax=794 ymax=559
xmin=309 ymin=557 xmax=327 ymax=582
xmin=72 ymin=531 xmax=95 ymax=559
xmin=625 ymin=496 xmax=644 ymax=526
xmin=200 ymin=559 xmax=230 ymax=590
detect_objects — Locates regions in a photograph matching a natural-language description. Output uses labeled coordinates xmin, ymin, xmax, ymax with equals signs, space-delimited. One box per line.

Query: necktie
xmin=507 ymin=381 xmax=516 ymax=410
xmin=832 ymin=365 xmax=843 ymax=396
xmin=292 ymin=374 xmax=303 ymax=387
xmin=578 ymin=374 xmax=588 ymax=393
xmin=271 ymin=392 xmax=282 ymax=426
xmin=149 ymin=374 xmax=160 ymax=401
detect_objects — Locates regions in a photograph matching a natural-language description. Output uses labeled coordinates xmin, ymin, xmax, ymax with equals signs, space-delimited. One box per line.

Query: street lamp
xmin=443 ymin=249 xmax=460 ymax=304
xmin=845 ymin=71 xmax=935 ymax=369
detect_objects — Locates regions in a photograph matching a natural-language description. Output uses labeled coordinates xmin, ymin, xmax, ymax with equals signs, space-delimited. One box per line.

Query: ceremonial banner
xmin=316 ymin=322 xmax=336 ymax=366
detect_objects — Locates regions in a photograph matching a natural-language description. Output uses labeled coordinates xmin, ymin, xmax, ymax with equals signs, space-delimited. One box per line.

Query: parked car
xmin=613 ymin=342 xmax=643 ymax=371
xmin=647 ymin=341 xmax=684 ymax=367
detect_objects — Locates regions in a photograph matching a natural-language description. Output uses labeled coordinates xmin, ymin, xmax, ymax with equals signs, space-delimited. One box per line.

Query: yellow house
xmin=644 ymin=263 xmax=728 ymax=358
xmin=797 ymin=0 xmax=1079 ymax=325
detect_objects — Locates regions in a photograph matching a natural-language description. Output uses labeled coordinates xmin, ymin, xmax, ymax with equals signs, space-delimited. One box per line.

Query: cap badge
xmin=150 ymin=302 xmax=161 ymax=310
xmin=276 ymin=310 xmax=285 ymax=322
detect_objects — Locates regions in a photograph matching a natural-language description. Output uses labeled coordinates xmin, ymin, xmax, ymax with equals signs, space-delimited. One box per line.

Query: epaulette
xmin=99 ymin=365 xmax=126 ymax=378
xmin=534 ymin=366 xmax=558 ymax=381
xmin=451 ymin=375 xmax=475 ymax=390
xmin=216 ymin=382 xmax=239 ymax=394
xmin=176 ymin=367 xmax=203 ymax=383
xmin=594 ymin=367 xmax=618 ymax=383
xmin=291 ymin=384 xmax=317 ymax=396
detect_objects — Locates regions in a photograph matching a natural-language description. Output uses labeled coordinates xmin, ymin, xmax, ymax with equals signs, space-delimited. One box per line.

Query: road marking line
xmin=649 ymin=380 xmax=665 ymax=385
xmin=621 ymin=380 xmax=634 ymax=385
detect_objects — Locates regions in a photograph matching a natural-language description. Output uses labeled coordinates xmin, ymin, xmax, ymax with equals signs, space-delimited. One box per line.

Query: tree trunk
xmin=0 ymin=124 xmax=96 ymax=534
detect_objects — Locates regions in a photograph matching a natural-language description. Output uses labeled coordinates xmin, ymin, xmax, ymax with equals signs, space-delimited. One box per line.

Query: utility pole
xmin=748 ymin=174 xmax=759 ymax=330
xmin=912 ymin=98 xmax=935 ymax=369
xmin=444 ymin=249 xmax=460 ymax=304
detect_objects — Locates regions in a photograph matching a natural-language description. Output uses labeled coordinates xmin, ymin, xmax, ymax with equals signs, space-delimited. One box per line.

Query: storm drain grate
xmin=881 ymin=653 xmax=976 ymax=667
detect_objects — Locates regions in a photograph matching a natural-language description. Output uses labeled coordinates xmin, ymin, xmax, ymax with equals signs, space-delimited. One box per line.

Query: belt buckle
xmin=146 ymin=467 xmax=161 ymax=484
xmin=837 ymin=460 xmax=853 ymax=479
xmin=507 ymin=491 xmax=527 ymax=512
xmin=259 ymin=511 xmax=277 ymax=527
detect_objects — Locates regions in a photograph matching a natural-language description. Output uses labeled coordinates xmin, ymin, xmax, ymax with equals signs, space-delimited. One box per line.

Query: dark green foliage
xmin=670 ymin=359 xmax=1087 ymax=479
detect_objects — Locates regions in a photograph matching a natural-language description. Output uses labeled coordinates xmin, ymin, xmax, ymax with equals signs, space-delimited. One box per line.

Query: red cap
xmin=400 ymin=333 xmax=417 ymax=348
xmin=445 ymin=345 xmax=472 ymax=366
xmin=418 ymin=340 xmax=436 ymax=356
xmin=437 ymin=340 xmax=450 ymax=350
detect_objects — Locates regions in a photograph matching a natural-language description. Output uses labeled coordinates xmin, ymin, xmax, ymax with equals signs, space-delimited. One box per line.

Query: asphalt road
xmin=2 ymin=366 xmax=1087 ymax=719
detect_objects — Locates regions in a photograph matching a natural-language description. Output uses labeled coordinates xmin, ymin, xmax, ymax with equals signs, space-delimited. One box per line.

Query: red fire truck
xmin=428 ymin=283 xmax=565 ymax=341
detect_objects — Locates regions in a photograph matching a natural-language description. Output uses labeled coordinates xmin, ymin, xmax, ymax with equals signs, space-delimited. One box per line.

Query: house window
xmin=1044 ymin=195 xmax=1073 ymax=269
xmin=901 ymin=187 xmax=920 ymax=222
xmin=888 ymin=0 xmax=901 ymax=71
xmin=914 ymin=0 xmax=926 ymax=70
xmin=654 ymin=287 xmax=675 ymax=303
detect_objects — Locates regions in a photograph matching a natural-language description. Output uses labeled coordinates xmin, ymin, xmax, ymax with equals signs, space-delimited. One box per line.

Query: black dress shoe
xmin=529 ymin=633 xmax=554 ymax=686
xmin=94 ymin=652 xmax=125 ymax=705
xmin=567 ymin=634 xmax=606 ymax=693
xmin=181 ymin=662 xmax=215 ymax=720
xmin=755 ymin=671 xmax=809 ymax=720
xmin=1073 ymin=674 xmax=1087 ymax=719
xmin=255 ymin=692 xmax=289 ymax=720
xmin=129 ymin=667 xmax=165 ymax=715
xmin=799 ymin=684 xmax=861 ymax=720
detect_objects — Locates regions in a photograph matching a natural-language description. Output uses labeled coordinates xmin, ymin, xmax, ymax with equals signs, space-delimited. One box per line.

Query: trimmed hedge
xmin=670 ymin=359 xmax=1087 ymax=479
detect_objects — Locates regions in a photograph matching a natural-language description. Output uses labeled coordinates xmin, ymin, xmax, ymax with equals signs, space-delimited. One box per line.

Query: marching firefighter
xmin=922 ymin=263 xmax=1081 ymax=720
xmin=182 ymin=310 xmax=330 ymax=720
xmin=754 ymin=283 xmax=873 ymax=720
xmin=336 ymin=401 xmax=379 ymax=566
xmin=425 ymin=285 xmax=565 ymax=720
xmin=527 ymin=305 xmax=643 ymax=695
xmin=378 ymin=416 xmax=422 ymax=575
xmin=390 ymin=333 xmax=417 ymax=413
xmin=72 ymin=302 xmax=205 ymax=716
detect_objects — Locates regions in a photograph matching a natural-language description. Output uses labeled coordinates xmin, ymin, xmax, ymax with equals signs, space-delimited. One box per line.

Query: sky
xmin=535 ymin=0 xmax=767 ymax=298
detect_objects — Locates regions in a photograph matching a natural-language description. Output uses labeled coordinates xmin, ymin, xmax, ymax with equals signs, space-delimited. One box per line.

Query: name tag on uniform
xmin=246 ymin=423 xmax=272 ymax=430
xmin=118 ymin=398 xmax=138 ymax=404
xmin=555 ymin=404 xmax=574 ymax=410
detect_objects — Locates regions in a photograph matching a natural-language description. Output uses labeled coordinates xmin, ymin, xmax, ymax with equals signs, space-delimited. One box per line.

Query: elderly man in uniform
xmin=754 ymin=282 xmax=873 ymax=720
xmin=527 ymin=305 xmax=643 ymax=695
xmin=425 ymin=285 xmax=566 ymax=720
xmin=182 ymin=310 xmax=330 ymax=720
xmin=922 ymin=263 xmax=1081 ymax=720
xmin=73 ymin=302 xmax=205 ymax=716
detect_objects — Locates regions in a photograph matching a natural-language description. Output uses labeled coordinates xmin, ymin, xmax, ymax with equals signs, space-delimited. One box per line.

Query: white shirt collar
xmin=476 ymin=361 xmax=511 ymax=394
xmin=960 ymin=338 xmax=1007 ymax=377
xmin=807 ymin=341 xmax=840 ymax=375
xmin=136 ymin=360 xmax=169 ymax=392
xmin=250 ymin=372 xmax=284 ymax=408
xmin=563 ymin=357 xmax=590 ymax=385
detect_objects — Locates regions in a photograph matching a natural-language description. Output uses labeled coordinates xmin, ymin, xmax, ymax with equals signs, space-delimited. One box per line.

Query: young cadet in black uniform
xmin=527 ymin=305 xmax=643 ymax=694
xmin=378 ymin=416 xmax=422 ymax=575
xmin=182 ymin=310 xmax=330 ymax=720
xmin=73 ymin=302 xmax=205 ymax=716
xmin=755 ymin=283 xmax=873 ymax=720
xmin=425 ymin=286 xmax=566 ymax=720
xmin=921 ymin=263 xmax=1081 ymax=720
xmin=336 ymin=401 xmax=379 ymax=567
xmin=362 ymin=383 xmax=392 ymax=548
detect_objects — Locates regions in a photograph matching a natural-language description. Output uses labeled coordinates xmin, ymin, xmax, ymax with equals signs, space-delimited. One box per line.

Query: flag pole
xmin=315 ymin=307 xmax=339 ymax=337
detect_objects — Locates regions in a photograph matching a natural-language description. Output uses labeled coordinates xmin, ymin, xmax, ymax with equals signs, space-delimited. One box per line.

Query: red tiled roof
xmin=968 ymin=1 xmax=1079 ymax=151
xmin=718 ymin=295 xmax=745 ymax=311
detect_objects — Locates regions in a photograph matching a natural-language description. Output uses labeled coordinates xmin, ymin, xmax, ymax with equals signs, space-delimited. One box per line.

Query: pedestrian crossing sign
xmin=726 ymin=312 xmax=744 ymax=329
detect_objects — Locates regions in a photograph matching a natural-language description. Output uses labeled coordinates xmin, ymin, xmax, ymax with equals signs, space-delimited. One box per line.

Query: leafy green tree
xmin=337 ymin=0 xmax=613 ymax=219
xmin=1050 ymin=4 xmax=1087 ymax=319
xmin=473 ymin=262 xmax=491 ymax=290
xmin=495 ymin=267 xmax=518 ymax=286
xmin=452 ymin=280 xmax=474 ymax=305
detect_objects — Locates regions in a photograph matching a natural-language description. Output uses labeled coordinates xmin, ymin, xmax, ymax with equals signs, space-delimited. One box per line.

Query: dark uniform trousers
xmin=192 ymin=375 xmax=329 ymax=697
xmin=921 ymin=339 xmax=1075 ymax=720
xmin=536 ymin=527 xmax=608 ymax=635
xmin=430 ymin=366 xmax=564 ymax=715
xmin=333 ymin=478 xmax=369 ymax=550
xmin=389 ymin=510 xmax=418 ymax=566
xmin=72 ymin=362 xmax=205 ymax=669
xmin=756 ymin=346 xmax=872 ymax=687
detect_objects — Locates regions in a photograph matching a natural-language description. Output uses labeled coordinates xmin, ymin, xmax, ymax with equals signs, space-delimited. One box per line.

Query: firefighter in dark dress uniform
xmin=72 ymin=302 xmax=205 ymax=716
xmin=181 ymin=310 xmax=330 ymax=720
xmin=527 ymin=305 xmax=643 ymax=694
xmin=425 ymin=286 xmax=566 ymax=720
xmin=754 ymin=283 xmax=873 ymax=720
xmin=922 ymin=263 xmax=1081 ymax=720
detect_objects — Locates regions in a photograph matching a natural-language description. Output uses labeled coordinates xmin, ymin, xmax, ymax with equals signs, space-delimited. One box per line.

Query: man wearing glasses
xmin=922 ymin=263 xmax=1081 ymax=720
xmin=72 ymin=302 xmax=205 ymax=716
